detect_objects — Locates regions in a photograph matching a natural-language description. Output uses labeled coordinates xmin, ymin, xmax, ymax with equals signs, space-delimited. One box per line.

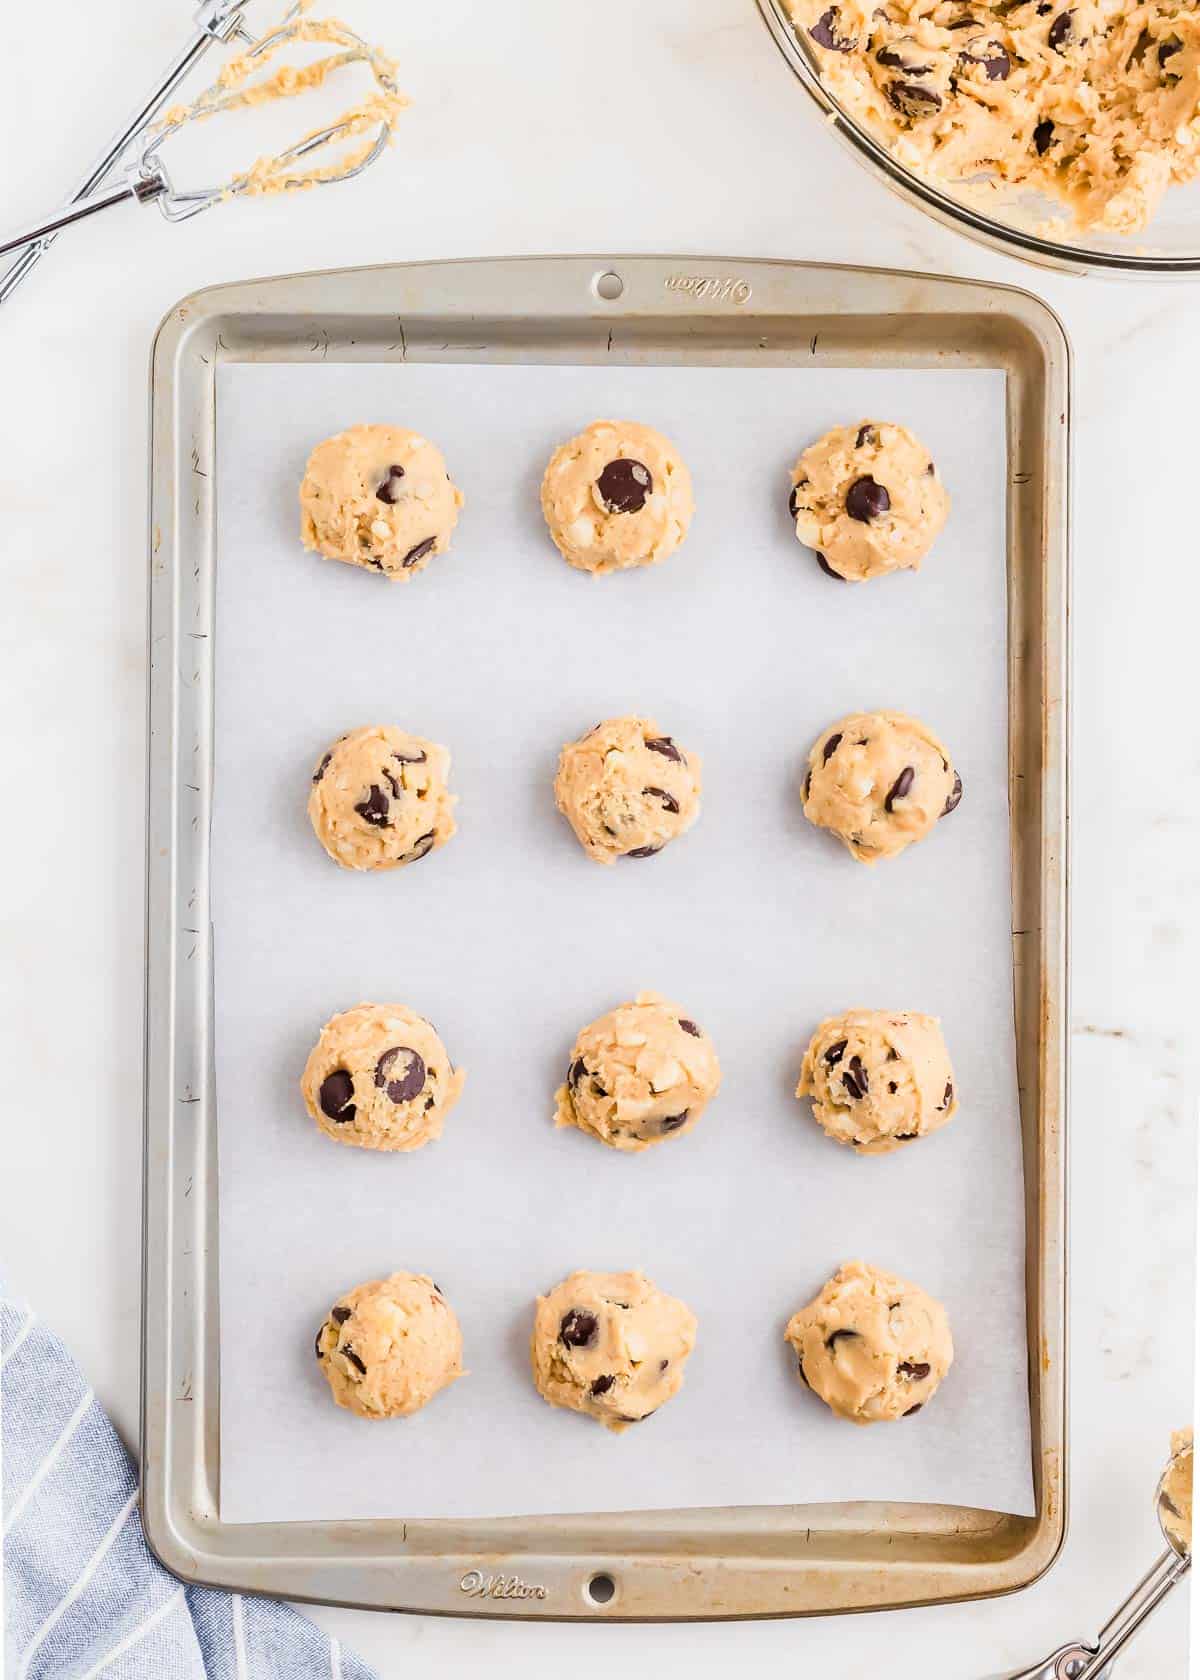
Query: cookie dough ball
xmin=797 ymin=1010 xmax=957 ymax=1154
xmin=785 ymin=1260 xmax=953 ymax=1425
xmin=308 ymin=725 xmax=456 ymax=872
xmin=554 ymin=715 xmax=701 ymax=864
xmin=301 ymin=1004 xmax=465 ymax=1152
xmin=1160 ymin=1429 xmax=1194 ymax=1556
xmin=540 ymin=420 xmax=694 ymax=575
xmin=789 ymin=421 xmax=949 ymax=582
xmin=802 ymin=710 xmax=961 ymax=863
xmin=531 ymin=1270 xmax=697 ymax=1431
xmin=555 ymin=992 xmax=721 ymax=1152
xmin=300 ymin=424 xmax=463 ymax=580
xmin=315 ymin=1273 xmax=463 ymax=1419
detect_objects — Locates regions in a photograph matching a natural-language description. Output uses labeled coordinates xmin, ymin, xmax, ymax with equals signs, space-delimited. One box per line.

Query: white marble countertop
xmin=1 ymin=2 xmax=1195 ymax=1675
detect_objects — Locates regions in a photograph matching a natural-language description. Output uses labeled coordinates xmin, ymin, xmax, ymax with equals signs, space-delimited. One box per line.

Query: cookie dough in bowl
xmin=308 ymin=725 xmax=456 ymax=871
xmin=789 ymin=1 xmax=1200 ymax=239
xmin=789 ymin=420 xmax=949 ymax=581
xmin=540 ymin=420 xmax=694 ymax=574
xmin=555 ymin=715 xmax=701 ymax=864
xmin=300 ymin=424 xmax=463 ymax=579
xmin=531 ymin=1270 xmax=697 ymax=1431
xmin=802 ymin=709 xmax=961 ymax=862
xmin=301 ymin=1004 xmax=466 ymax=1152
xmin=785 ymin=1259 xmax=953 ymax=1424
xmin=797 ymin=1009 xmax=957 ymax=1153
xmin=315 ymin=1272 xmax=463 ymax=1419
xmin=555 ymin=992 xmax=721 ymax=1151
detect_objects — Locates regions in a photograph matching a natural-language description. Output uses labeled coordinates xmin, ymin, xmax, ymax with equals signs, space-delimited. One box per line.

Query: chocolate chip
xmin=624 ymin=844 xmax=662 ymax=859
xmin=376 ymin=463 xmax=406 ymax=503
xmin=382 ymin=767 xmax=403 ymax=800
xmin=1048 ymin=11 xmax=1073 ymax=50
xmin=354 ymin=784 xmax=390 ymax=827
xmin=803 ymin=770 xmax=812 ymax=800
xmin=590 ymin=1374 xmax=616 ymax=1397
xmin=660 ymin=1111 xmax=690 ymax=1133
xmin=331 ymin=1305 xmax=352 ymax=1324
xmin=941 ymin=1080 xmax=954 ymax=1110
xmin=401 ymin=831 xmax=437 ymax=864
xmin=824 ymin=1039 xmax=848 ymax=1067
xmin=679 ymin=1019 xmax=702 ymax=1037
xmin=788 ymin=484 xmax=801 ymax=519
xmin=826 ymin=1329 xmax=859 ymax=1351
xmin=402 ymin=537 xmax=437 ymax=569
xmin=560 ymin=1309 xmax=599 ymax=1348
xmin=318 ymin=1070 xmax=355 ymax=1124
xmin=796 ymin=1355 xmax=809 ymax=1386
xmin=312 ymin=752 xmax=332 ymax=785
xmin=645 ymin=736 xmax=682 ymax=763
xmin=888 ymin=1081 xmax=898 ymax=1094
xmin=375 ymin=1046 xmax=426 ymax=1105
xmin=903 ymin=1403 xmax=924 ymax=1417
xmin=855 ymin=423 xmax=878 ymax=448
xmin=899 ymin=1361 xmax=931 ymax=1380
xmin=596 ymin=458 xmax=652 ymax=514
xmin=1033 ymin=119 xmax=1056 ymax=156
xmin=846 ymin=474 xmax=892 ymax=521
xmin=343 ymin=1346 xmax=367 ymax=1376
xmin=645 ymin=785 xmax=680 ymax=814
xmin=816 ymin=552 xmax=844 ymax=579
xmin=393 ymin=748 xmax=427 ymax=765
xmin=886 ymin=81 xmax=943 ymax=118
xmin=809 ymin=6 xmax=855 ymax=50
xmin=822 ymin=732 xmax=843 ymax=763
xmin=569 ymin=1057 xmax=587 ymax=1088
xmin=876 ymin=42 xmax=934 ymax=75
xmin=958 ymin=34 xmax=1010 ymax=77
xmin=315 ymin=1330 xmax=324 ymax=1358
xmin=926 ymin=460 xmax=936 ymax=475
xmin=895 ymin=1130 xmax=918 ymax=1140
xmin=843 ymin=1055 xmax=869 ymax=1100
xmin=1160 ymin=37 xmax=1182 ymax=65
xmin=942 ymin=772 xmax=963 ymax=816
xmin=885 ymin=766 xmax=915 ymax=812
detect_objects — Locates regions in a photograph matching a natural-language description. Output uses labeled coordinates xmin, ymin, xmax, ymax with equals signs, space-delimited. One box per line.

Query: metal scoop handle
xmin=997 ymin=1547 xmax=1190 ymax=1680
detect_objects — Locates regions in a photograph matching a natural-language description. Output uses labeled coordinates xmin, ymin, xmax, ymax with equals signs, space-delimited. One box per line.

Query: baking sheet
xmin=213 ymin=359 xmax=1034 ymax=1524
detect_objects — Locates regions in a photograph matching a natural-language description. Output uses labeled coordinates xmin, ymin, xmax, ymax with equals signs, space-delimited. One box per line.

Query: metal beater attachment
xmin=993 ymin=1432 xmax=1192 ymax=1680
xmin=0 ymin=0 xmax=404 ymax=299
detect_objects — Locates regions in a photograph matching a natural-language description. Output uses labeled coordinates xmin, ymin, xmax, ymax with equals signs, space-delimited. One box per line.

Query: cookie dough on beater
xmin=788 ymin=420 xmax=949 ymax=581
xmin=300 ymin=425 xmax=463 ymax=578
xmin=540 ymin=420 xmax=694 ymax=574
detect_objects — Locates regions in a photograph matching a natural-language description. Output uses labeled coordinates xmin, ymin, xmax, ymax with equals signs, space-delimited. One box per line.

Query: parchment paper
xmin=213 ymin=359 xmax=1034 ymax=1523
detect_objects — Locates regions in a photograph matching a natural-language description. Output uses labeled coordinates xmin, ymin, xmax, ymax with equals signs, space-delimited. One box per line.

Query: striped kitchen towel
xmin=2 ymin=1292 xmax=377 ymax=1680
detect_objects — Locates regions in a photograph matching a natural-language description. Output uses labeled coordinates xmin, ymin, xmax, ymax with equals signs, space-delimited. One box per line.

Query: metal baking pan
xmin=141 ymin=255 xmax=1069 ymax=1619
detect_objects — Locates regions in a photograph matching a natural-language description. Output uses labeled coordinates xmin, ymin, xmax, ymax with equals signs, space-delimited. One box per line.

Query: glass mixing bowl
xmin=757 ymin=0 xmax=1200 ymax=276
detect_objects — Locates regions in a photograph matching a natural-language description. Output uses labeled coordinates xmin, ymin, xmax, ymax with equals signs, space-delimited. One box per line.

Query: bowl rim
xmin=756 ymin=0 xmax=1200 ymax=277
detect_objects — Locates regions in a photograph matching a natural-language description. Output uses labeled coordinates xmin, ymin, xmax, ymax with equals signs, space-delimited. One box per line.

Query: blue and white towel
xmin=2 ymin=1292 xmax=377 ymax=1679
